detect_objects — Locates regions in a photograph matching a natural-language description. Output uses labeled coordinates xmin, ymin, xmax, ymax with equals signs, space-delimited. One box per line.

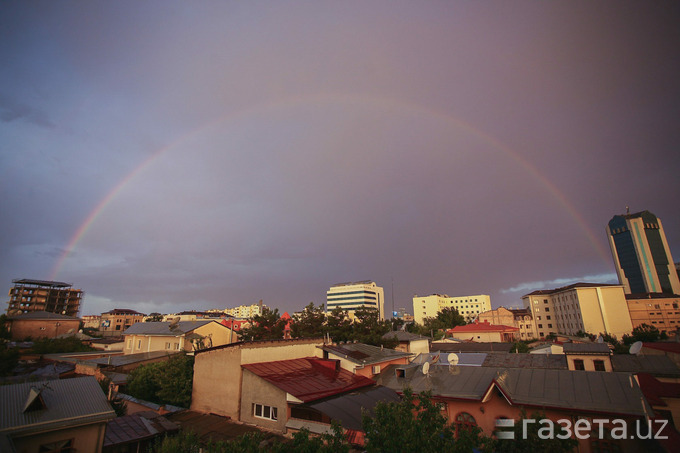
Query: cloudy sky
xmin=2 ymin=1 xmax=679 ymax=316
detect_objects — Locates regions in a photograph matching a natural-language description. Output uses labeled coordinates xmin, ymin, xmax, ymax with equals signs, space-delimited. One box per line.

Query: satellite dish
xmin=169 ymin=317 xmax=180 ymax=329
xmin=422 ymin=361 xmax=430 ymax=376
xmin=629 ymin=341 xmax=643 ymax=355
xmin=596 ymin=335 xmax=604 ymax=343
xmin=448 ymin=353 xmax=459 ymax=366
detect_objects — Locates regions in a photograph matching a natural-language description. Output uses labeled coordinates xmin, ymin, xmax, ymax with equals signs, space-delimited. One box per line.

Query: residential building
xmin=382 ymin=330 xmax=430 ymax=354
xmin=607 ymin=210 xmax=680 ymax=295
xmin=6 ymin=311 xmax=81 ymax=340
xmin=82 ymin=314 xmax=101 ymax=329
xmin=447 ymin=320 xmax=519 ymax=342
xmin=0 ymin=376 xmax=115 ymax=453
xmin=626 ymin=293 xmax=680 ymax=335
xmin=100 ymin=308 xmax=146 ymax=337
xmin=122 ymin=320 xmax=237 ymax=354
xmin=224 ymin=301 xmax=266 ymax=319
xmin=477 ymin=307 xmax=537 ymax=340
xmin=319 ymin=342 xmax=413 ymax=377
xmin=377 ymin=362 xmax=652 ymax=453
xmin=412 ymin=294 xmax=491 ymax=325
xmin=191 ymin=338 xmax=325 ymax=421
xmin=6 ymin=278 xmax=83 ymax=316
xmin=327 ymin=281 xmax=385 ymax=320
xmin=522 ymin=283 xmax=633 ymax=339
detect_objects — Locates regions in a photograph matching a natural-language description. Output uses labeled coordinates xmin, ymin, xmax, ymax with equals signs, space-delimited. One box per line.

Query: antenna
xmin=422 ymin=361 xmax=430 ymax=376
xmin=629 ymin=341 xmax=643 ymax=355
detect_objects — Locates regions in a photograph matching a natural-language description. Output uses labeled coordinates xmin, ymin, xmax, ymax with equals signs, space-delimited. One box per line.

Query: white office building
xmin=327 ymin=281 xmax=385 ymax=320
xmin=413 ymin=294 xmax=491 ymax=324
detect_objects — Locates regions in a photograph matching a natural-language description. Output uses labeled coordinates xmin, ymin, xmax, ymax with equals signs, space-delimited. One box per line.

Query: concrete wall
xmin=195 ymin=322 xmax=238 ymax=349
xmin=239 ymin=369 xmax=289 ymax=432
xmin=11 ymin=422 xmax=108 ymax=453
xmin=10 ymin=318 xmax=81 ymax=340
xmin=565 ymin=354 xmax=613 ymax=372
xmin=123 ymin=334 xmax=182 ymax=354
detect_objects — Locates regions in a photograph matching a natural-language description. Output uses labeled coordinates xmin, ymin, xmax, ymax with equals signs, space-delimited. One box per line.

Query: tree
xmin=510 ymin=341 xmax=530 ymax=353
xmin=31 ymin=337 xmax=95 ymax=354
xmin=625 ymin=323 xmax=660 ymax=343
xmin=436 ymin=307 xmax=466 ymax=330
xmin=146 ymin=313 xmax=164 ymax=322
xmin=239 ymin=307 xmax=287 ymax=341
xmin=325 ymin=307 xmax=353 ymax=343
xmin=0 ymin=314 xmax=11 ymax=340
xmin=290 ymin=302 xmax=326 ymax=339
xmin=362 ymin=388 xmax=490 ymax=453
xmin=126 ymin=354 xmax=194 ymax=407
xmin=0 ymin=344 xmax=19 ymax=376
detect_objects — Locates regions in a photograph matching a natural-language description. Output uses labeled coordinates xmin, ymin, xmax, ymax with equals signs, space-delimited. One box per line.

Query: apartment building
xmin=626 ymin=293 xmax=680 ymax=335
xmin=224 ymin=302 xmax=266 ymax=319
xmin=522 ymin=283 xmax=633 ymax=339
xmin=477 ymin=307 xmax=538 ymax=340
xmin=327 ymin=281 xmax=385 ymax=320
xmin=412 ymin=294 xmax=491 ymax=325
xmin=100 ymin=308 xmax=146 ymax=337
xmin=6 ymin=278 xmax=83 ymax=317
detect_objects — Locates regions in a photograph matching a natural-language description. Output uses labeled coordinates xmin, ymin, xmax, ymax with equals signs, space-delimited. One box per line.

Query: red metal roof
xmin=242 ymin=358 xmax=374 ymax=403
xmin=642 ymin=342 xmax=680 ymax=354
xmin=637 ymin=373 xmax=680 ymax=406
xmin=449 ymin=320 xmax=519 ymax=333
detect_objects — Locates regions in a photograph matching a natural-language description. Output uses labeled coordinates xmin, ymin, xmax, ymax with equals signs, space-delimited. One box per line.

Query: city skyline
xmin=2 ymin=2 xmax=679 ymax=316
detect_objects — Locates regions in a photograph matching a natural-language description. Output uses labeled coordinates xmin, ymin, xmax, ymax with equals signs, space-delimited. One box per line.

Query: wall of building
xmin=10 ymin=422 xmax=108 ymax=453
xmin=564 ymin=354 xmax=612 ymax=372
xmin=10 ymin=318 xmax=81 ymax=340
xmin=100 ymin=312 xmax=145 ymax=337
xmin=478 ymin=307 xmax=537 ymax=340
xmin=195 ymin=322 xmax=238 ymax=349
xmin=448 ymin=330 xmax=504 ymax=342
xmin=327 ymin=282 xmax=385 ymax=320
xmin=352 ymin=357 xmax=410 ymax=378
xmin=239 ymin=369 xmax=289 ymax=432
xmin=123 ymin=334 xmax=183 ymax=354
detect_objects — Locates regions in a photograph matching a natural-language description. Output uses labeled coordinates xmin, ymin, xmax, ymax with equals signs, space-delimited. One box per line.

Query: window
xmin=538 ymin=324 xmax=543 ymax=328
xmin=546 ymin=316 xmax=551 ymax=320
xmin=594 ymin=360 xmax=606 ymax=371
xmin=174 ymin=343 xmax=180 ymax=350
xmin=253 ymin=403 xmax=278 ymax=421
xmin=372 ymin=365 xmax=381 ymax=374
xmin=573 ymin=359 xmax=585 ymax=370
xmin=544 ymin=307 xmax=549 ymax=312
xmin=455 ymin=412 xmax=477 ymax=434
xmin=127 ymin=339 xmax=132 ymax=349
xmin=548 ymin=324 xmax=552 ymax=328
xmin=137 ymin=340 xmax=141 ymax=349
xmin=165 ymin=342 xmax=171 ymax=349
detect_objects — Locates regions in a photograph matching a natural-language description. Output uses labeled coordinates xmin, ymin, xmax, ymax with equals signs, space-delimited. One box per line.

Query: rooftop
xmin=382 ymin=331 xmax=431 ymax=342
xmin=242 ymin=357 xmax=375 ymax=403
xmin=8 ymin=311 xmax=79 ymax=321
xmin=320 ymin=343 xmax=413 ymax=365
xmin=103 ymin=309 xmax=145 ymax=315
xmin=104 ymin=411 xmax=178 ymax=448
xmin=611 ymin=355 xmax=680 ymax=378
xmin=523 ymin=282 xmax=621 ymax=297
xmin=449 ymin=320 xmax=519 ymax=333
xmin=562 ymin=342 xmax=611 ymax=355
xmin=11 ymin=278 xmax=73 ymax=288
xmin=430 ymin=342 xmax=514 ymax=353
xmin=123 ymin=320 xmax=216 ymax=336
xmin=0 ymin=376 xmax=115 ymax=435
xmin=642 ymin=342 xmax=680 ymax=354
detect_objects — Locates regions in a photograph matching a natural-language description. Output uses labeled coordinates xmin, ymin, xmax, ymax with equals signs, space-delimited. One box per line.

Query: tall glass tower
xmin=607 ymin=210 xmax=680 ymax=295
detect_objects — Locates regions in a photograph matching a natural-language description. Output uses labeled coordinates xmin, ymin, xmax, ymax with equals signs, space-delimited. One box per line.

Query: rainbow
xmin=49 ymin=93 xmax=610 ymax=280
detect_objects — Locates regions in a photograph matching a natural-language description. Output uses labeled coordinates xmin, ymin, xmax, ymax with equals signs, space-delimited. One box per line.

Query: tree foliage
xmin=98 ymin=377 xmax=127 ymax=417
xmin=290 ymin=302 xmax=326 ymax=339
xmin=0 ymin=344 xmax=19 ymax=376
xmin=408 ymin=307 xmax=466 ymax=340
xmin=127 ymin=354 xmax=194 ymax=407
xmin=31 ymin=337 xmax=95 ymax=354
xmin=623 ymin=323 xmax=661 ymax=344
xmin=146 ymin=313 xmax=164 ymax=322
xmin=239 ymin=307 xmax=287 ymax=341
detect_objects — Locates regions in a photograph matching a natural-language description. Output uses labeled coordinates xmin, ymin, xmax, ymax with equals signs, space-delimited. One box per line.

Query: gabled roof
xmin=8 ymin=311 xmax=79 ymax=321
xmin=611 ymin=355 xmax=680 ymax=378
xmin=242 ymin=358 xmax=374 ymax=403
xmin=123 ymin=320 xmax=217 ymax=336
xmin=449 ymin=321 xmax=518 ymax=333
xmin=382 ymin=331 xmax=431 ymax=342
xmin=320 ymin=343 xmax=412 ymax=365
xmin=0 ymin=377 xmax=115 ymax=435
xmin=103 ymin=309 xmax=145 ymax=315
xmin=377 ymin=363 xmax=649 ymax=416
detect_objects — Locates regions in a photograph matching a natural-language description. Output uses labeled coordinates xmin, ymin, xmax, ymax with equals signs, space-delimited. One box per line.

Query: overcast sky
xmin=2 ymin=1 xmax=679 ymax=317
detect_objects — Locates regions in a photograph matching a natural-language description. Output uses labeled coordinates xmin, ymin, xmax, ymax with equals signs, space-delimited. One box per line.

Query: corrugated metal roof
xmin=321 ymin=343 xmax=412 ymax=365
xmin=86 ymin=350 xmax=179 ymax=367
xmin=104 ymin=411 xmax=178 ymax=447
xmin=305 ymin=386 xmax=400 ymax=430
xmin=430 ymin=342 xmax=514 ymax=353
xmin=122 ymin=320 xmax=215 ymax=336
xmin=382 ymin=331 xmax=431 ymax=342
xmin=611 ymin=355 xmax=680 ymax=377
xmin=482 ymin=353 xmax=568 ymax=370
xmin=413 ymin=352 xmax=488 ymax=367
xmin=0 ymin=376 xmax=115 ymax=435
xmin=243 ymin=358 xmax=375 ymax=402
xmin=377 ymin=363 xmax=650 ymax=416
xmin=562 ymin=343 xmax=611 ymax=354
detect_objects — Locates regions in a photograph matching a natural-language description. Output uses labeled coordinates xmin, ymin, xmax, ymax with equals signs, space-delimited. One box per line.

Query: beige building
xmin=522 ymin=283 xmax=633 ymax=339
xmin=100 ymin=308 xmax=146 ymax=337
xmin=191 ymin=338 xmax=324 ymax=421
xmin=626 ymin=293 xmax=680 ymax=335
xmin=413 ymin=293 xmax=491 ymax=325
xmin=122 ymin=320 xmax=237 ymax=354
xmin=327 ymin=281 xmax=385 ymax=320
xmin=7 ymin=311 xmax=81 ymax=340
xmin=477 ymin=307 xmax=537 ymax=340
xmin=224 ymin=301 xmax=266 ymax=318
xmin=563 ymin=342 xmax=612 ymax=372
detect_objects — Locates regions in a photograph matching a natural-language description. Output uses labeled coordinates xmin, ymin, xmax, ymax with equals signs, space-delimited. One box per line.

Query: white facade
xmin=327 ymin=281 xmax=385 ymax=320
xmin=412 ymin=294 xmax=491 ymax=325
xmin=224 ymin=303 xmax=266 ymax=319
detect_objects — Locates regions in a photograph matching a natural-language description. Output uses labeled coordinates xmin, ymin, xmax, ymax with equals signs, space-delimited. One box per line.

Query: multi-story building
xmin=412 ymin=294 xmax=491 ymax=325
xmin=607 ymin=210 xmax=680 ymax=295
xmin=224 ymin=301 xmax=266 ymax=319
xmin=6 ymin=279 xmax=83 ymax=317
xmin=626 ymin=293 xmax=680 ymax=335
xmin=327 ymin=281 xmax=385 ymax=320
xmin=522 ymin=283 xmax=633 ymax=339
xmin=477 ymin=307 xmax=538 ymax=340
xmin=100 ymin=309 xmax=146 ymax=337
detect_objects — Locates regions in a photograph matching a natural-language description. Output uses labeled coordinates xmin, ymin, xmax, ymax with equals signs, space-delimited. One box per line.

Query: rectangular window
xmin=546 ymin=316 xmax=551 ymax=320
xmin=594 ymin=360 xmax=606 ymax=372
xmin=127 ymin=339 xmax=132 ymax=349
xmin=253 ymin=403 xmax=278 ymax=421
xmin=165 ymin=342 xmax=171 ymax=349
xmin=544 ymin=307 xmax=549 ymax=312
xmin=573 ymin=359 xmax=585 ymax=371
xmin=174 ymin=343 xmax=180 ymax=350
xmin=372 ymin=365 xmax=381 ymax=374
xmin=137 ymin=340 xmax=141 ymax=349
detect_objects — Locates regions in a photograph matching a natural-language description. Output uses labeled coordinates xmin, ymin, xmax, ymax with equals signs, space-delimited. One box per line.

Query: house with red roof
xmin=447 ymin=320 xmax=519 ymax=342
